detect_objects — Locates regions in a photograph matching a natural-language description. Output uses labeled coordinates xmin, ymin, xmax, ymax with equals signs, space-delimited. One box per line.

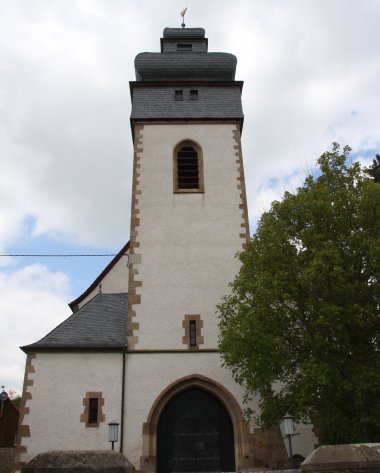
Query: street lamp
xmin=108 ymin=420 xmax=119 ymax=451
xmin=0 ymin=387 xmax=8 ymax=418
xmin=282 ymin=413 xmax=295 ymax=468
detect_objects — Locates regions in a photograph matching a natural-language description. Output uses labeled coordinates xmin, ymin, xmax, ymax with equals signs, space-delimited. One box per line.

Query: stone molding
xmin=12 ymin=353 xmax=36 ymax=473
xmin=139 ymin=373 xmax=252 ymax=472
xmin=182 ymin=314 xmax=204 ymax=349
xmin=127 ymin=124 xmax=144 ymax=350
xmin=233 ymin=126 xmax=250 ymax=247
xmin=80 ymin=392 xmax=105 ymax=427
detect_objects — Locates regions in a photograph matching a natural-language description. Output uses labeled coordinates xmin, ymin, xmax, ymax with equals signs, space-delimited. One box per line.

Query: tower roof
xmin=162 ymin=27 xmax=206 ymax=39
xmin=135 ymin=26 xmax=236 ymax=82
xmin=130 ymin=26 xmax=244 ymax=129
xmin=134 ymin=52 xmax=237 ymax=82
xmin=161 ymin=27 xmax=208 ymax=53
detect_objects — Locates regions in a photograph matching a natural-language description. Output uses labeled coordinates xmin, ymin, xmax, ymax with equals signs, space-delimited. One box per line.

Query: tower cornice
xmin=129 ymin=119 xmax=244 ymax=143
xmin=130 ymin=80 xmax=243 ymax=92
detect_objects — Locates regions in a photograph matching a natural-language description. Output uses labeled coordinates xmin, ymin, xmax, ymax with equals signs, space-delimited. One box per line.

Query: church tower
xmin=124 ymin=27 xmax=256 ymax=472
xmin=127 ymin=27 xmax=249 ymax=351
xmin=15 ymin=25 xmax=308 ymax=473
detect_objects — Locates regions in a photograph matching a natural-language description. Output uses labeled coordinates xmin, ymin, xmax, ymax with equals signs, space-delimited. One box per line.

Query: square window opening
xmin=190 ymin=90 xmax=198 ymax=101
xmin=177 ymin=43 xmax=192 ymax=52
xmin=175 ymin=90 xmax=183 ymax=101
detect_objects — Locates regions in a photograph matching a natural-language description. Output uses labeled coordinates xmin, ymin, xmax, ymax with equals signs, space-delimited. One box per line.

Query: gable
xmin=69 ymin=241 xmax=129 ymax=312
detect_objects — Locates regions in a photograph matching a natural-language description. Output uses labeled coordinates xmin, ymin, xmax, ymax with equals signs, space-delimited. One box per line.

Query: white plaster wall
xmin=123 ymin=352 xmax=257 ymax=466
xmin=123 ymin=353 xmax=317 ymax=466
xmin=23 ymin=352 xmax=123 ymax=464
xmin=135 ymin=123 xmax=244 ymax=349
xmin=78 ymin=254 xmax=129 ymax=309
xmin=124 ymin=123 xmax=317 ymax=466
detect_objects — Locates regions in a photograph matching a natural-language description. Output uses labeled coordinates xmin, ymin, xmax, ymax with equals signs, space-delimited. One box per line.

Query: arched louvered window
xmin=174 ymin=140 xmax=204 ymax=193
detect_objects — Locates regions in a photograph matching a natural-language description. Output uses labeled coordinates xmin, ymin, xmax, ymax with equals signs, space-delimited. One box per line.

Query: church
xmin=14 ymin=26 xmax=317 ymax=472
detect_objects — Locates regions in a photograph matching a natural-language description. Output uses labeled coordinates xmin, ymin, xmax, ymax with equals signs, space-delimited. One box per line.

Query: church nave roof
xmin=21 ymin=293 xmax=128 ymax=352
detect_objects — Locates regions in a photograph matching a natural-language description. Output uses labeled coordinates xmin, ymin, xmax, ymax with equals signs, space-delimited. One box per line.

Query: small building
xmin=14 ymin=26 xmax=317 ymax=472
xmin=1 ymin=390 xmax=19 ymax=448
xmin=1 ymin=389 xmax=20 ymax=473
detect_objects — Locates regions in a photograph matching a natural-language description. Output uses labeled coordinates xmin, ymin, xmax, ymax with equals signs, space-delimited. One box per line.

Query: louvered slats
xmin=177 ymin=146 xmax=199 ymax=189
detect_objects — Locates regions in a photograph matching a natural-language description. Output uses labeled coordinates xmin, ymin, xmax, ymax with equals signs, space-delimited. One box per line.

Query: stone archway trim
xmin=139 ymin=373 xmax=252 ymax=472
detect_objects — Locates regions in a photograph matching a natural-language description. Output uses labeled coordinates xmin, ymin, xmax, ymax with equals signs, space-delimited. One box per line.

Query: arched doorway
xmin=157 ymin=388 xmax=235 ymax=473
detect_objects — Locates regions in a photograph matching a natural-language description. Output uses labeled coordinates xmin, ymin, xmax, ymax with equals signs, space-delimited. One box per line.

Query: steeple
xmin=130 ymin=26 xmax=243 ymax=130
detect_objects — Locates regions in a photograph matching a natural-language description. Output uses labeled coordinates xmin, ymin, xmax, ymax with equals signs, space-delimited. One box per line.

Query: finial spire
xmin=180 ymin=7 xmax=187 ymax=28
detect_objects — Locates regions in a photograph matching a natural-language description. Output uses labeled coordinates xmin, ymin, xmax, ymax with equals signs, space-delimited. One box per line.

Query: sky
xmin=1 ymin=0 xmax=379 ymax=395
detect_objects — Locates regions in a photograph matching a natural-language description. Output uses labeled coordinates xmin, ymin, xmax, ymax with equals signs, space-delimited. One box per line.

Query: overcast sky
xmin=1 ymin=0 xmax=379 ymax=395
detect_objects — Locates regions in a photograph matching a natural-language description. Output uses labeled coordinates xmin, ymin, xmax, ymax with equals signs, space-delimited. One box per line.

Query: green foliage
xmin=365 ymin=154 xmax=380 ymax=183
xmin=218 ymin=143 xmax=380 ymax=444
xmin=13 ymin=396 xmax=22 ymax=409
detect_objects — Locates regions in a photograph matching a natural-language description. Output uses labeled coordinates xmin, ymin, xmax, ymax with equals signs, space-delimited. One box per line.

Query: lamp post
xmin=0 ymin=387 xmax=8 ymax=418
xmin=108 ymin=420 xmax=119 ymax=451
xmin=282 ymin=413 xmax=295 ymax=468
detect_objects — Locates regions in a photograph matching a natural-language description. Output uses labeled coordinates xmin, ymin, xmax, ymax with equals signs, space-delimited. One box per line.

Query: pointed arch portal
xmin=157 ymin=388 xmax=235 ymax=473
xmin=140 ymin=375 xmax=252 ymax=473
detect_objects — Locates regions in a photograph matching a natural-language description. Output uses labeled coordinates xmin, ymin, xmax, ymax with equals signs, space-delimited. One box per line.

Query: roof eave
xmin=68 ymin=241 xmax=130 ymax=311
xmin=21 ymin=345 xmax=127 ymax=354
xmin=130 ymin=80 xmax=243 ymax=92
xmin=130 ymin=116 xmax=244 ymax=142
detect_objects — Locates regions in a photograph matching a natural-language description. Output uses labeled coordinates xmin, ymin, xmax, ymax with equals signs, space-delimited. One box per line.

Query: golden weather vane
xmin=180 ymin=7 xmax=187 ymax=28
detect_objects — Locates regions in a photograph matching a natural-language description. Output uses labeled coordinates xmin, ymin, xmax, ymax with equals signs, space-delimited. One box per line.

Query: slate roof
xmin=22 ymin=293 xmax=128 ymax=351
xmin=134 ymin=53 xmax=237 ymax=82
xmin=163 ymin=27 xmax=205 ymax=39
xmin=130 ymin=86 xmax=243 ymax=120
xmin=130 ymin=26 xmax=244 ymax=126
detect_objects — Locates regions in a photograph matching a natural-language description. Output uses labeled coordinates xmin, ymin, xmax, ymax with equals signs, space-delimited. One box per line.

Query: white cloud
xmin=0 ymin=0 xmax=379 ymax=394
xmin=0 ymin=0 xmax=379 ymax=247
xmin=233 ymin=0 xmax=380 ymax=226
xmin=0 ymin=0 xmax=134 ymax=247
xmin=0 ymin=264 xmax=71 ymax=393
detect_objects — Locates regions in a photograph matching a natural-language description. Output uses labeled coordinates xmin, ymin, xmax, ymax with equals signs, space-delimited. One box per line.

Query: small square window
xmin=175 ymin=90 xmax=183 ymax=101
xmin=177 ymin=43 xmax=192 ymax=52
xmin=190 ymin=90 xmax=198 ymax=101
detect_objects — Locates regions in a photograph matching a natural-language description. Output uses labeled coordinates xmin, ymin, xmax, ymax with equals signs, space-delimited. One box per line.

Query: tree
xmin=12 ymin=396 xmax=22 ymax=409
xmin=8 ymin=389 xmax=22 ymax=409
xmin=365 ymin=154 xmax=380 ymax=183
xmin=218 ymin=143 xmax=380 ymax=444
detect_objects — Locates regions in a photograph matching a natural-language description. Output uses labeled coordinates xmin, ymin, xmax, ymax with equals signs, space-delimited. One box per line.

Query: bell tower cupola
xmin=130 ymin=27 xmax=244 ymax=129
